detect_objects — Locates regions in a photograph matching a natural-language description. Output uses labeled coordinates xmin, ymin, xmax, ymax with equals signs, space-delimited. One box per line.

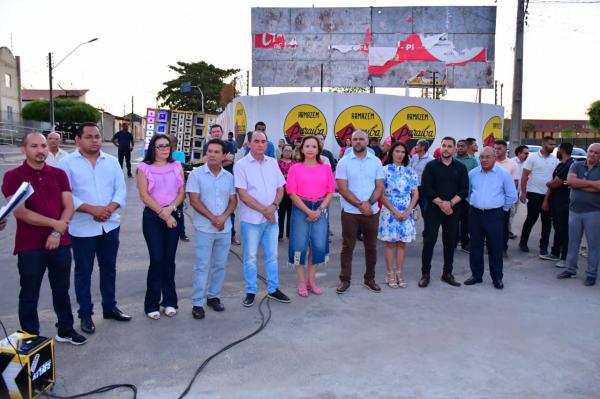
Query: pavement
xmin=0 ymin=144 xmax=599 ymax=399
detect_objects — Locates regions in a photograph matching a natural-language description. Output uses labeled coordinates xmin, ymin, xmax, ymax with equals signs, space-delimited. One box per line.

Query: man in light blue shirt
xmin=186 ymin=138 xmax=237 ymax=319
xmin=335 ymin=129 xmax=384 ymax=294
xmin=464 ymin=147 xmax=517 ymax=290
xmin=410 ymin=139 xmax=434 ymax=214
xmin=59 ymin=122 xmax=130 ymax=335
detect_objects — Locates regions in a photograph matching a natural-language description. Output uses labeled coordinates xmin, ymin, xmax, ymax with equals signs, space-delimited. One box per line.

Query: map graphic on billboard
xmin=252 ymin=7 xmax=496 ymax=89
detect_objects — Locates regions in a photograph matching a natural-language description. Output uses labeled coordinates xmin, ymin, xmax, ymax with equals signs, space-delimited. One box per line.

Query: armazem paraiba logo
xmin=389 ymin=106 xmax=436 ymax=152
xmin=483 ymin=116 xmax=503 ymax=147
xmin=334 ymin=105 xmax=383 ymax=147
xmin=283 ymin=104 xmax=327 ymax=143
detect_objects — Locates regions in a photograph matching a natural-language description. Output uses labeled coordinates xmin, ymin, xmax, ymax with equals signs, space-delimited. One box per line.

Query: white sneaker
xmin=555 ymin=260 xmax=566 ymax=268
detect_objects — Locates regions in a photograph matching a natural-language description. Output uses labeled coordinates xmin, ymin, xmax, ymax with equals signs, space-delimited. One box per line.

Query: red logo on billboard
xmin=254 ymin=33 xmax=286 ymax=49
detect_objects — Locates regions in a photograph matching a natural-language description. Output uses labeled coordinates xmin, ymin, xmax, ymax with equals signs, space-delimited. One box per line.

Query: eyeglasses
xmin=156 ymin=144 xmax=171 ymax=149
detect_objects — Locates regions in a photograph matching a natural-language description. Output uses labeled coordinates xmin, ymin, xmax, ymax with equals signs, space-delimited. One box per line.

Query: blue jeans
xmin=192 ymin=230 xmax=231 ymax=306
xmin=241 ymin=221 xmax=279 ymax=294
xmin=566 ymin=211 xmax=600 ymax=280
xmin=142 ymin=208 xmax=180 ymax=313
xmin=288 ymin=199 xmax=329 ymax=266
xmin=71 ymin=227 xmax=120 ymax=318
xmin=17 ymin=246 xmax=74 ymax=335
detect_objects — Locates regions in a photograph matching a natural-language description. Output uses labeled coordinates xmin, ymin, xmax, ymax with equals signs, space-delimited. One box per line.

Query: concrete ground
xmin=0 ymin=143 xmax=599 ymax=399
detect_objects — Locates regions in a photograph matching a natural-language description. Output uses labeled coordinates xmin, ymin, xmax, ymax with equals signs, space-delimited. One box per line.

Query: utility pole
xmin=500 ymin=83 xmax=504 ymax=106
xmin=495 ymin=80 xmax=498 ymax=105
xmin=48 ymin=53 xmax=54 ymax=128
xmin=432 ymin=72 xmax=437 ymax=99
xmin=510 ymin=0 xmax=528 ymax=148
xmin=246 ymin=70 xmax=249 ymax=96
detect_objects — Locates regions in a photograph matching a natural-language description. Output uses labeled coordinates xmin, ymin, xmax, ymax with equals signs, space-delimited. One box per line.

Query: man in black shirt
xmin=542 ymin=142 xmax=574 ymax=266
xmin=112 ymin=123 xmax=134 ymax=177
xmin=420 ymin=136 xmax=469 ymax=288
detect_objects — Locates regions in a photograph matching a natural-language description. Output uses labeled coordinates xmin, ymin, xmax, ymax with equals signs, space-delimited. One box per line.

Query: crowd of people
xmin=1 ymin=121 xmax=599 ymax=347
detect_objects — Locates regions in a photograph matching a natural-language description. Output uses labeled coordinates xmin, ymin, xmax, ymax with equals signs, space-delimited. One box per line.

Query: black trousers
xmin=422 ymin=205 xmax=459 ymax=275
xmin=118 ymin=148 xmax=132 ymax=175
xmin=456 ymin=199 xmax=470 ymax=248
xmin=520 ymin=192 xmax=553 ymax=251
xmin=469 ymin=207 xmax=504 ymax=282
xmin=551 ymin=205 xmax=569 ymax=260
xmin=17 ymin=246 xmax=74 ymax=336
xmin=278 ymin=192 xmax=292 ymax=239
xmin=142 ymin=208 xmax=180 ymax=313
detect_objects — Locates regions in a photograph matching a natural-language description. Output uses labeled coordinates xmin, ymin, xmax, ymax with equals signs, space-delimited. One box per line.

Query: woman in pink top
xmin=136 ymin=134 xmax=185 ymax=320
xmin=286 ymin=136 xmax=335 ymax=297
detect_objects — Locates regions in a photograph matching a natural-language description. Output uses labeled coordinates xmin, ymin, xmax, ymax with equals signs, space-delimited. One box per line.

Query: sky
xmin=1 ymin=0 xmax=599 ymax=120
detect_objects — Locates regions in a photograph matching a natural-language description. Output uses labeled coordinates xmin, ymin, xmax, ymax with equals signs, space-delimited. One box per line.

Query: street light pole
xmin=48 ymin=38 xmax=98 ymax=128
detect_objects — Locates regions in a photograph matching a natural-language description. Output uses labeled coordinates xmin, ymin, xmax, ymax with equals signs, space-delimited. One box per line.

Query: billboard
xmin=217 ymin=93 xmax=504 ymax=155
xmin=252 ymin=7 xmax=496 ymax=89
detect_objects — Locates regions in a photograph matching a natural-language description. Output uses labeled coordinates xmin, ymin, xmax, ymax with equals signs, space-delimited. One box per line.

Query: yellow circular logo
xmin=334 ymin=105 xmax=383 ymax=147
xmin=234 ymin=102 xmax=247 ymax=137
xmin=283 ymin=104 xmax=327 ymax=143
xmin=389 ymin=106 xmax=437 ymax=152
xmin=482 ymin=116 xmax=503 ymax=147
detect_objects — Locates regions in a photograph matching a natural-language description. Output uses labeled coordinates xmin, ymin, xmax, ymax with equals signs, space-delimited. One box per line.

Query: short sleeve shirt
xmin=335 ymin=151 xmax=384 ymax=214
xmin=569 ymin=161 xmax=600 ymax=213
xmin=549 ymin=158 xmax=574 ymax=207
xmin=1 ymin=162 xmax=72 ymax=254
xmin=186 ymin=165 xmax=235 ymax=233
xmin=234 ymin=154 xmax=285 ymax=224
xmin=286 ymin=162 xmax=335 ymax=200
xmin=496 ymin=158 xmax=520 ymax=181
xmin=523 ymin=151 xmax=559 ymax=195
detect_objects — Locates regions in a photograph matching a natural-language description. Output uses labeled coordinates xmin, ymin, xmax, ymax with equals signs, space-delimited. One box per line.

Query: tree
xmin=560 ymin=127 xmax=575 ymax=139
xmin=22 ymin=99 xmax=100 ymax=124
xmin=521 ymin=121 xmax=536 ymax=138
xmin=157 ymin=61 xmax=240 ymax=114
xmin=329 ymin=87 xmax=369 ymax=93
xmin=587 ymin=100 xmax=600 ymax=134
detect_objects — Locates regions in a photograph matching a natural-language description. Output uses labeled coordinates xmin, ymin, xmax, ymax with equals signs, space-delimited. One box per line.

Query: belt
xmin=471 ymin=206 xmax=502 ymax=212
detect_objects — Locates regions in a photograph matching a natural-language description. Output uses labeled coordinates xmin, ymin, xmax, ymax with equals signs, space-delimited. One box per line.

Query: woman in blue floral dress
xmin=378 ymin=140 xmax=419 ymax=288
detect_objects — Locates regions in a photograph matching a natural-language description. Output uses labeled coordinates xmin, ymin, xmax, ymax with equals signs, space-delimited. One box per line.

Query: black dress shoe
xmin=418 ymin=274 xmax=430 ymax=288
xmin=508 ymin=232 xmax=517 ymax=240
xmin=206 ymin=298 xmax=225 ymax=312
xmin=243 ymin=293 xmax=255 ymax=307
xmin=441 ymin=272 xmax=461 ymax=287
xmin=103 ymin=307 xmax=132 ymax=321
xmin=519 ymin=243 xmax=529 ymax=253
xmin=464 ymin=276 xmax=483 ymax=285
xmin=493 ymin=280 xmax=504 ymax=289
xmin=80 ymin=317 xmax=95 ymax=334
xmin=192 ymin=306 xmax=205 ymax=319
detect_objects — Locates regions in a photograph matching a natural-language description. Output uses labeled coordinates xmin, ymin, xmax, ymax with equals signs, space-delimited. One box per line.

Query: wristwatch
xmin=51 ymin=230 xmax=61 ymax=237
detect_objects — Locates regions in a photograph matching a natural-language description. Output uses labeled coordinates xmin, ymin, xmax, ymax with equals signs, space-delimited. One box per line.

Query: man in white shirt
xmin=509 ymin=145 xmax=529 ymax=239
xmin=45 ymin=132 xmax=69 ymax=166
xmin=234 ymin=130 xmax=290 ymax=307
xmin=519 ymin=136 xmax=558 ymax=256
xmin=59 ymin=122 xmax=130 ymax=336
xmin=410 ymin=139 xmax=434 ymax=214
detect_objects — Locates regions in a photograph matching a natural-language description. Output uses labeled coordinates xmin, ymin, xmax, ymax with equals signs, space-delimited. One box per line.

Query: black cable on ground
xmin=30 ymin=245 xmax=273 ymax=399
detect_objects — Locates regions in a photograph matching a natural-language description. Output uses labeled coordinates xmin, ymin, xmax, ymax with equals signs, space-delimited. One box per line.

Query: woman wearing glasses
xmin=136 ymin=134 xmax=185 ymax=319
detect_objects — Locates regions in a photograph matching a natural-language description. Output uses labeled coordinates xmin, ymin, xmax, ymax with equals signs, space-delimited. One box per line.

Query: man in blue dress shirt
xmin=464 ymin=147 xmax=518 ymax=289
xmin=59 ymin=122 xmax=131 ymax=335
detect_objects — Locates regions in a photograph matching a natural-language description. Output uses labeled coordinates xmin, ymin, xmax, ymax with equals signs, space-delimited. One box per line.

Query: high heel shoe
xmin=297 ymin=276 xmax=308 ymax=297
xmin=306 ymin=280 xmax=322 ymax=295
xmin=396 ymin=271 xmax=407 ymax=288
xmin=386 ymin=271 xmax=398 ymax=288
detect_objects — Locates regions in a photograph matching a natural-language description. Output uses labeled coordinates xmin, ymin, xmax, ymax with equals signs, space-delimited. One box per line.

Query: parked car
xmin=552 ymin=146 xmax=587 ymax=161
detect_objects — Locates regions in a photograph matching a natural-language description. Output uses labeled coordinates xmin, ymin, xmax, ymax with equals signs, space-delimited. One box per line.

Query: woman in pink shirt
xmin=286 ymin=136 xmax=335 ymax=297
xmin=136 ymin=134 xmax=185 ymax=319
